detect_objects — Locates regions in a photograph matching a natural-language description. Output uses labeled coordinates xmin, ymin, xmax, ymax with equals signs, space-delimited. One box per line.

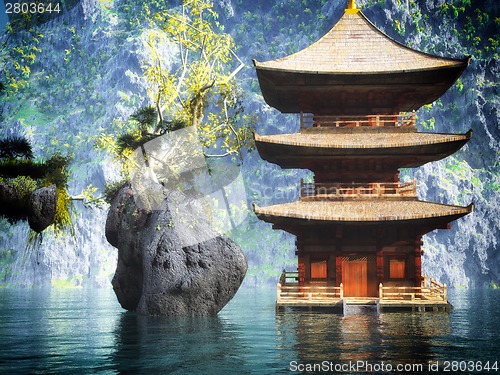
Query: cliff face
xmin=0 ymin=0 xmax=498 ymax=287
xmin=0 ymin=0 xmax=146 ymax=286
xmin=363 ymin=0 xmax=500 ymax=287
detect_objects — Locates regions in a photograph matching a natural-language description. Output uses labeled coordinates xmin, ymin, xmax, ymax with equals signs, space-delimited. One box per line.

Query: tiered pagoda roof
xmin=254 ymin=201 xmax=473 ymax=228
xmin=254 ymin=10 xmax=469 ymax=114
xmin=255 ymin=130 xmax=472 ymax=169
xmin=252 ymin=4 xmax=472 ymax=229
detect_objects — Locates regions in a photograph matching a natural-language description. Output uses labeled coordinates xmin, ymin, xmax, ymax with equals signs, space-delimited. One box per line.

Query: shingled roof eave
xmin=253 ymin=201 xmax=474 ymax=224
xmin=253 ymin=60 xmax=470 ymax=76
xmin=253 ymin=130 xmax=473 ymax=149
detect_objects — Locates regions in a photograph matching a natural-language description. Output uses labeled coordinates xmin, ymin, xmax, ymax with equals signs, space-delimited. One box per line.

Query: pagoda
xmin=253 ymin=1 xmax=472 ymax=311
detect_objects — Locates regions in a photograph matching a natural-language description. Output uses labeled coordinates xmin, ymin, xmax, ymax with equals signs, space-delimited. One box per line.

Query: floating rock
xmin=0 ymin=183 xmax=20 ymax=218
xmin=28 ymin=185 xmax=58 ymax=233
xmin=106 ymin=184 xmax=247 ymax=316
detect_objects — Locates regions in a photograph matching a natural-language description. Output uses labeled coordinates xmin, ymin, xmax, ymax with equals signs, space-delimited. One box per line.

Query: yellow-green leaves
xmin=142 ymin=0 xmax=253 ymax=159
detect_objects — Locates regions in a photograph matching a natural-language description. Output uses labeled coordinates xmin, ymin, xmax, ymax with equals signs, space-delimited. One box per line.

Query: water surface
xmin=0 ymin=287 xmax=498 ymax=374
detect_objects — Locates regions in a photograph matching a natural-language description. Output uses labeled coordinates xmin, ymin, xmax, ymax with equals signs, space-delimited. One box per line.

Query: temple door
xmin=342 ymin=258 xmax=368 ymax=297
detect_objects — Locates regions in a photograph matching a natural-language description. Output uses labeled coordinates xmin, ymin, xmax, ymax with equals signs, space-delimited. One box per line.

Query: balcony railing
xmin=300 ymin=179 xmax=417 ymax=200
xmin=277 ymin=270 xmax=343 ymax=303
xmin=300 ymin=112 xmax=416 ymax=128
xmin=379 ymin=276 xmax=447 ymax=302
xmin=276 ymin=270 xmax=450 ymax=314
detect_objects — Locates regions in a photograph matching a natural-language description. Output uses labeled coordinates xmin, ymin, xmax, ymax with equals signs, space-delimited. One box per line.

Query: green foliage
xmin=113 ymin=105 xmax=189 ymax=158
xmin=116 ymin=131 xmax=145 ymax=155
xmin=159 ymin=118 xmax=189 ymax=134
xmin=2 ymin=26 xmax=45 ymax=94
xmin=0 ymin=153 xmax=71 ymax=188
xmin=115 ymin=0 xmax=169 ymax=29
xmin=52 ymin=188 xmax=74 ymax=235
xmin=0 ymin=135 xmax=72 ymax=232
xmin=51 ymin=276 xmax=83 ymax=288
xmin=394 ymin=20 xmax=405 ymax=36
xmin=130 ymin=106 xmax=157 ymax=131
xmin=78 ymin=184 xmax=106 ymax=209
xmin=0 ymin=159 xmax=46 ymax=179
xmin=8 ymin=176 xmax=37 ymax=203
xmin=104 ymin=180 xmax=127 ymax=204
xmin=116 ymin=131 xmax=160 ymax=156
xmin=0 ymin=136 xmax=33 ymax=159
xmin=42 ymin=153 xmax=72 ymax=188
xmin=144 ymin=0 xmax=255 ymax=159
xmin=0 ymin=176 xmax=36 ymax=223
xmin=98 ymin=0 xmax=257 ymax=186
xmin=430 ymin=1 xmax=499 ymax=60
xmin=419 ymin=117 xmax=435 ymax=131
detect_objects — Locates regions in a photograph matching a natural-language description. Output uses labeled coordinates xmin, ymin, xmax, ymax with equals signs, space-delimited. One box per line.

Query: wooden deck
xmin=276 ymin=271 xmax=452 ymax=313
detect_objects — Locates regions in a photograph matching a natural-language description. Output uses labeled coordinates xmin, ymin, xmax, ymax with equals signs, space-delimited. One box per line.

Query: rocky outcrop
xmin=0 ymin=183 xmax=57 ymax=233
xmin=0 ymin=183 xmax=20 ymax=218
xmin=28 ymin=185 xmax=58 ymax=233
xmin=106 ymin=184 xmax=247 ymax=316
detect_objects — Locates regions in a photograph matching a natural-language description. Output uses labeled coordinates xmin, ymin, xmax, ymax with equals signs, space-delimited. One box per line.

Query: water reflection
xmin=112 ymin=311 xmax=248 ymax=374
xmin=276 ymin=308 xmax=451 ymax=370
xmin=448 ymin=288 xmax=500 ymax=361
xmin=0 ymin=288 xmax=120 ymax=374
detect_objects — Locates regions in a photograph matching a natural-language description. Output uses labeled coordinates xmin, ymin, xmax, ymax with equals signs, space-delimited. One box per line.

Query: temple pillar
xmin=414 ymin=237 xmax=423 ymax=286
xmin=376 ymin=230 xmax=384 ymax=283
xmin=335 ymin=256 xmax=342 ymax=287
xmin=328 ymin=254 xmax=336 ymax=285
xmin=394 ymin=171 xmax=400 ymax=182
xmin=297 ymin=248 xmax=305 ymax=285
xmin=303 ymin=254 xmax=310 ymax=282
xmin=376 ymin=247 xmax=384 ymax=283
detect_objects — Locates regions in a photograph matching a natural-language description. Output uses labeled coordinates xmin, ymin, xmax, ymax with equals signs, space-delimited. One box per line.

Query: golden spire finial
xmin=346 ymin=0 xmax=360 ymax=13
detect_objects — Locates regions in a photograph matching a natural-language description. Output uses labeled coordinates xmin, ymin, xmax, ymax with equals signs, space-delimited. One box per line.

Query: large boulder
xmin=0 ymin=183 xmax=20 ymax=219
xmin=28 ymin=185 xmax=58 ymax=233
xmin=106 ymin=184 xmax=247 ymax=316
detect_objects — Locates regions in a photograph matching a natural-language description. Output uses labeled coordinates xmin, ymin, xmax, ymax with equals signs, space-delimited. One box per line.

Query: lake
xmin=0 ymin=287 xmax=498 ymax=374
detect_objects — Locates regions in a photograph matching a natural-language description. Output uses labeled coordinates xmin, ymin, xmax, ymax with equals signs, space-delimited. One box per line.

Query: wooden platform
xmin=378 ymin=299 xmax=451 ymax=312
xmin=276 ymin=297 xmax=451 ymax=313
xmin=276 ymin=272 xmax=452 ymax=313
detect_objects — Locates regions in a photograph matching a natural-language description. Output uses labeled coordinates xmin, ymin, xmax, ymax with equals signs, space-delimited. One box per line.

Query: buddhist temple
xmin=253 ymin=1 xmax=473 ymax=312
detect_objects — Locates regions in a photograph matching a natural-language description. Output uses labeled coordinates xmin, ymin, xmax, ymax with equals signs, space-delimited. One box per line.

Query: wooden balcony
xmin=378 ymin=276 xmax=449 ymax=312
xmin=276 ymin=271 xmax=343 ymax=311
xmin=276 ymin=271 xmax=451 ymax=312
xmin=300 ymin=179 xmax=417 ymax=201
xmin=300 ymin=112 xmax=416 ymax=129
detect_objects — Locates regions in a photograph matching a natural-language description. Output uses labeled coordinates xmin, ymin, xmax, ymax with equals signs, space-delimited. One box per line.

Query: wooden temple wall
xmin=295 ymin=229 xmax=424 ymax=295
